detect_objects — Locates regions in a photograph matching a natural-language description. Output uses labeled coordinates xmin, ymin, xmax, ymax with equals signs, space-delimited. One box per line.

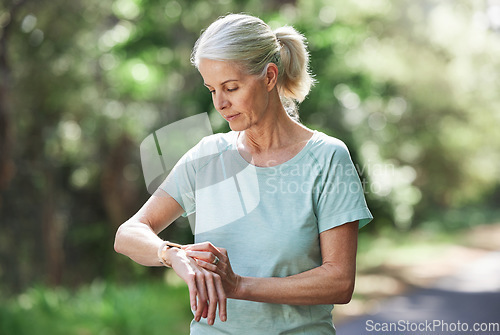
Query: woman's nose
xmin=214 ymin=93 xmax=229 ymax=111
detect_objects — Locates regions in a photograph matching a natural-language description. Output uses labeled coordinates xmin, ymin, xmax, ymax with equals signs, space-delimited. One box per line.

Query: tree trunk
xmin=0 ymin=0 xmax=28 ymax=204
xmin=101 ymin=135 xmax=142 ymax=230
xmin=41 ymin=168 xmax=65 ymax=286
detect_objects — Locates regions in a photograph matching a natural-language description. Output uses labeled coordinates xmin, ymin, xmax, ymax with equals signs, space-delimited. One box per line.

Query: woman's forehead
xmin=199 ymin=59 xmax=248 ymax=85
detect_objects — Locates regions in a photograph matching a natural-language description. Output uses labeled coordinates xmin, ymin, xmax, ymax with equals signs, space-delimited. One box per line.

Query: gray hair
xmin=191 ymin=13 xmax=315 ymax=120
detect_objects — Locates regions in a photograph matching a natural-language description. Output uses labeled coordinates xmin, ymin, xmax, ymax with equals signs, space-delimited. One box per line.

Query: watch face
xmin=166 ymin=242 xmax=182 ymax=249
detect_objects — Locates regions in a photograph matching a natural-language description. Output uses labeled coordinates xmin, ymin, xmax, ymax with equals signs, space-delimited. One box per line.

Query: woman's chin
xmin=228 ymin=122 xmax=245 ymax=132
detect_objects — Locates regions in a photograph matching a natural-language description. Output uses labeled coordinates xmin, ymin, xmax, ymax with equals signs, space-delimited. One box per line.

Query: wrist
xmin=158 ymin=241 xmax=182 ymax=267
xmin=231 ymin=275 xmax=247 ymax=300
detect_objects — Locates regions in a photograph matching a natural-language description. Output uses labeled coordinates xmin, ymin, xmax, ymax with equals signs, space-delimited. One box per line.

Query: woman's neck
xmin=241 ymin=108 xmax=294 ymax=152
xmin=236 ymin=96 xmax=313 ymax=166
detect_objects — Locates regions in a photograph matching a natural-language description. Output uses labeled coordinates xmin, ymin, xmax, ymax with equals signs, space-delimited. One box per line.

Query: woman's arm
xmin=186 ymin=220 xmax=358 ymax=305
xmin=114 ymin=189 xmax=227 ymax=325
xmin=114 ymin=189 xmax=184 ymax=266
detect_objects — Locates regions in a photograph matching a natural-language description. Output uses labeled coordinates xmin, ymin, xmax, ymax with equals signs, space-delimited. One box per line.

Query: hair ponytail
xmin=274 ymin=26 xmax=315 ymax=103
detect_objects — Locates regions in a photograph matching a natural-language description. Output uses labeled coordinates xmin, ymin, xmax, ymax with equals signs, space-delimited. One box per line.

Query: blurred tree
xmin=293 ymin=0 xmax=500 ymax=229
xmin=0 ymin=0 xmax=26 ymax=206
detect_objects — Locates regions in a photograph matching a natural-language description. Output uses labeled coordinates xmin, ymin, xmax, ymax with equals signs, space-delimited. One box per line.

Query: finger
xmin=185 ymin=242 xmax=220 ymax=254
xmin=202 ymin=304 xmax=209 ymax=319
xmin=194 ymin=273 xmax=208 ymax=322
xmin=186 ymin=279 xmax=198 ymax=313
xmin=204 ymin=271 xmax=219 ymax=325
xmin=195 ymin=258 xmax=219 ymax=272
xmin=215 ymin=274 xmax=227 ymax=322
xmin=186 ymin=250 xmax=211 ymax=261
xmin=188 ymin=251 xmax=220 ymax=266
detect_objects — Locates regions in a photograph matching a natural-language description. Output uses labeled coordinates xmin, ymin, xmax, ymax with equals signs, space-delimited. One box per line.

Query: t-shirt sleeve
xmin=315 ymin=142 xmax=373 ymax=232
xmin=158 ymin=135 xmax=223 ymax=217
xmin=159 ymin=145 xmax=198 ymax=217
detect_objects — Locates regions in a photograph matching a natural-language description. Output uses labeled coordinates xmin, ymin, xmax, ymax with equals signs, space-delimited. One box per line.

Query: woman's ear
xmin=265 ymin=63 xmax=279 ymax=91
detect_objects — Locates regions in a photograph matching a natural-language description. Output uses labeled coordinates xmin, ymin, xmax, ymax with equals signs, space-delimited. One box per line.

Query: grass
xmin=0 ymin=273 xmax=193 ymax=335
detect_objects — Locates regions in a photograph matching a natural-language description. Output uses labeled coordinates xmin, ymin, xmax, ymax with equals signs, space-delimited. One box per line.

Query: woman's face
xmin=198 ymin=59 xmax=271 ymax=132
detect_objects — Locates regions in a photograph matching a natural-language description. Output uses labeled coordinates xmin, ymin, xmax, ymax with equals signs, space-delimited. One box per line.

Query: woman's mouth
xmin=224 ymin=113 xmax=240 ymax=122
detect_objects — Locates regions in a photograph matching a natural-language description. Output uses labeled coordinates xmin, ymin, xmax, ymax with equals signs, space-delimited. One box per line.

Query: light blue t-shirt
xmin=160 ymin=130 xmax=372 ymax=334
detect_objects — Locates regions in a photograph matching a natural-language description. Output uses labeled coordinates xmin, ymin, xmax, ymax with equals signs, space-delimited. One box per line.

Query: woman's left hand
xmin=183 ymin=242 xmax=241 ymax=299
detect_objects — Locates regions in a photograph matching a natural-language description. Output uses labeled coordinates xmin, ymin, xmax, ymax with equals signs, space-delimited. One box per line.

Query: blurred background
xmin=1 ymin=0 xmax=499 ymax=334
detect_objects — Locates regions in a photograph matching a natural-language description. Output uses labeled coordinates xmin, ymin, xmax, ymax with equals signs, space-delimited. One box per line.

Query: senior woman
xmin=114 ymin=13 xmax=372 ymax=334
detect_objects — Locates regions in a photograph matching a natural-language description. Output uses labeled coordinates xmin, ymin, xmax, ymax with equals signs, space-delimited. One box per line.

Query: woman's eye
xmin=227 ymin=87 xmax=238 ymax=92
xmin=209 ymin=90 xmax=215 ymax=94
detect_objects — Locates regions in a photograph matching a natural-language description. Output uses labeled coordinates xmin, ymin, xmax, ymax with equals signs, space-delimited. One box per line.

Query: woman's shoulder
xmin=177 ymin=132 xmax=236 ymax=171
xmin=197 ymin=131 xmax=236 ymax=152
xmin=309 ymin=131 xmax=350 ymax=154
xmin=186 ymin=131 xmax=236 ymax=160
xmin=301 ymin=131 xmax=356 ymax=169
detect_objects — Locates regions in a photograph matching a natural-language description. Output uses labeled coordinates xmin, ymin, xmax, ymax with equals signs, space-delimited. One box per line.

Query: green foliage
xmin=294 ymin=0 xmax=500 ymax=229
xmin=0 ymin=279 xmax=192 ymax=335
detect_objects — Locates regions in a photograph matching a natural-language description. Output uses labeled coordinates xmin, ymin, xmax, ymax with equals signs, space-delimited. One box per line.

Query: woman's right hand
xmin=169 ymin=247 xmax=227 ymax=325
